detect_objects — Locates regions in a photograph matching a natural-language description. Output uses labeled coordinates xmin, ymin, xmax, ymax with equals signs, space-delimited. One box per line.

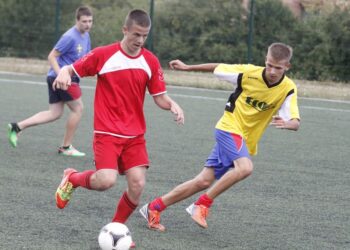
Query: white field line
xmin=1 ymin=78 xmax=350 ymax=113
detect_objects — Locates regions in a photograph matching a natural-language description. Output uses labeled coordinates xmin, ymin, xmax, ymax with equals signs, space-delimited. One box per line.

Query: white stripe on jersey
xmin=94 ymin=130 xmax=137 ymax=138
xmin=278 ymin=94 xmax=293 ymax=120
xmin=99 ymin=50 xmax=152 ymax=78
xmin=214 ymin=71 xmax=240 ymax=85
xmin=71 ymin=64 xmax=81 ymax=78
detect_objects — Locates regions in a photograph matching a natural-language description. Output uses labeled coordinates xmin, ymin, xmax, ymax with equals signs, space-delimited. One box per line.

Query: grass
xmin=0 ymin=71 xmax=350 ymax=250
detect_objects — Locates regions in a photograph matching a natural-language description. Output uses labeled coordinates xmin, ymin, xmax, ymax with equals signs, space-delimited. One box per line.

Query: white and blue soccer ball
xmin=98 ymin=222 xmax=133 ymax=250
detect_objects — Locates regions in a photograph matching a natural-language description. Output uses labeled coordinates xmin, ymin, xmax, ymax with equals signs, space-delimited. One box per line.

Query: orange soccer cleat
xmin=55 ymin=168 xmax=77 ymax=209
xmin=186 ymin=203 xmax=209 ymax=228
xmin=139 ymin=204 xmax=166 ymax=232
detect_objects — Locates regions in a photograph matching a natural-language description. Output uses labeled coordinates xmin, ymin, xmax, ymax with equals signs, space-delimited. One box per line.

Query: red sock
xmin=112 ymin=192 xmax=137 ymax=223
xmin=69 ymin=170 xmax=95 ymax=189
xmin=149 ymin=197 xmax=167 ymax=212
xmin=195 ymin=193 xmax=213 ymax=208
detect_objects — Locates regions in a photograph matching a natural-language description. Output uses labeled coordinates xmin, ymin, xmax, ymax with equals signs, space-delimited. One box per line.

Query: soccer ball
xmin=98 ymin=222 xmax=133 ymax=250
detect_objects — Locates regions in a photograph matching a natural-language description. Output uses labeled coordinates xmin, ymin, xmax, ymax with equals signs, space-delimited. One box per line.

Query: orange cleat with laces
xmin=139 ymin=204 xmax=166 ymax=232
xmin=55 ymin=168 xmax=77 ymax=209
xmin=186 ymin=203 xmax=209 ymax=228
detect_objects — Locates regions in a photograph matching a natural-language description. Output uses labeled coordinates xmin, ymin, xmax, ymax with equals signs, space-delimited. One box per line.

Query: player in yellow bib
xmin=215 ymin=62 xmax=299 ymax=156
xmin=140 ymin=42 xmax=300 ymax=231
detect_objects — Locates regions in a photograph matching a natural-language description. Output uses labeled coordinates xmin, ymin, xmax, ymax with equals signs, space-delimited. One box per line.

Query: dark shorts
xmin=93 ymin=133 xmax=149 ymax=175
xmin=47 ymin=76 xmax=81 ymax=104
xmin=205 ymin=129 xmax=250 ymax=179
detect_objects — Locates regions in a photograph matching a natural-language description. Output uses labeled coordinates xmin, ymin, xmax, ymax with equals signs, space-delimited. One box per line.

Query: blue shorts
xmin=205 ymin=129 xmax=250 ymax=179
xmin=47 ymin=76 xmax=81 ymax=104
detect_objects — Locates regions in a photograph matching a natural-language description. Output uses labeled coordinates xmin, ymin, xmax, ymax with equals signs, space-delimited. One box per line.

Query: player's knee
xmin=92 ymin=171 xmax=117 ymax=190
xmin=238 ymin=162 xmax=254 ymax=178
xmin=76 ymin=103 xmax=84 ymax=114
xmin=71 ymin=105 xmax=83 ymax=118
xmin=49 ymin=111 xmax=61 ymax=120
xmin=128 ymin=178 xmax=145 ymax=196
xmin=97 ymin=181 xmax=115 ymax=190
xmin=67 ymin=100 xmax=84 ymax=116
xmin=194 ymin=177 xmax=212 ymax=190
xmin=101 ymin=180 xmax=115 ymax=190
xmin=49 ymin=109 xmax=63 ymax=120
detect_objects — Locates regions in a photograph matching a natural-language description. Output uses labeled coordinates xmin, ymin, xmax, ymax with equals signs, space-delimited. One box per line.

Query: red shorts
xmin=93 ymin=133 xmax=149 ymax=174
xmin=47 ymin=76 xmax=82 ymax=104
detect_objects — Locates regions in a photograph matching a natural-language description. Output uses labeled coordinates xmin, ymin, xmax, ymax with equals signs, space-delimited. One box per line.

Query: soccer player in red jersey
xmin=53 ymin=9 xmax=184 ymax=240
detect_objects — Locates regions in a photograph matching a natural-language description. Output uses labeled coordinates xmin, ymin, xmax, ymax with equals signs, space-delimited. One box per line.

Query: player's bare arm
xmin=47 ymin=49 xmax=62 ymax=75
xmin=270 ymin=116 xmax=300 ymax=131
xmin=153 ymin=94 xmax=185 ymax=125
xmin=52 ymin=65 xmax=74 ymax=91
xmin=169 ymin=59 xmax=219 ymax=72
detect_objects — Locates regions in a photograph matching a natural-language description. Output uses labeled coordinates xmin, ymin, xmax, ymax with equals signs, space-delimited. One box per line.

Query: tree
xmin=153 ymin=0 xmax=247 ymax=64
xmin=252 ymin=0 xmax=299 ymax=65
xmin=323 ymin=8 xmax=350 ymax=81
xmin=0 ymin=0 xmax=56 ymax=58
xmin=83 ymin=0 xmax=149 ymax=47
xmin=0 ymin=0 xmax=349 ymax=82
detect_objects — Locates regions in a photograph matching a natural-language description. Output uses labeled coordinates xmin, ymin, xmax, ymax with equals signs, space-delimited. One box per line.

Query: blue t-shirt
xmin=47 ymin=26 xmax=91 ymax=77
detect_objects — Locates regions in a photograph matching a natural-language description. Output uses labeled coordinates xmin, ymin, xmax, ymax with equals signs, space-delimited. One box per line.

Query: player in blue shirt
xmin=8 ymin=6 xmax=93 ymax=157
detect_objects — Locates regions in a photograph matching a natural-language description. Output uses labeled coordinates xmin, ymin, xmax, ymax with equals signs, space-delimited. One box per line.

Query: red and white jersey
xmin=72 ymin=42 xmax=167 ymax=137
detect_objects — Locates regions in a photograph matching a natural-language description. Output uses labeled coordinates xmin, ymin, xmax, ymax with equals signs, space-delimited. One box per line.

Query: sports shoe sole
xmin=58 ymin=151 xmax=86 ymax=157
xmin=58 ymin=153 xmax=86 ymax=157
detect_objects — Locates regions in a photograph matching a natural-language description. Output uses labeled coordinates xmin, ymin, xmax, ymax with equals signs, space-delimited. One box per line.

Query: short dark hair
xmin=75 ymin=6 xmax=93 ymax=20
xmin=124 ymin=9 xmax=151 ymax=28
xmin=268 ymin=43 xmax=293 ymax=62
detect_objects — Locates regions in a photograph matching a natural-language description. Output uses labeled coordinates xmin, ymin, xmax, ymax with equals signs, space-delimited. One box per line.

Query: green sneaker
xmin=7 ymin=123 xmax=18 ymax=148
xmin=58 ymin=145 xmax=85 ymax=157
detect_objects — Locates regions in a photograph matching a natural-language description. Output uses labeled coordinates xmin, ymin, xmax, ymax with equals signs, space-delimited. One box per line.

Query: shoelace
xmin=60 ymin=182 xmax=73 ymax=199
xmin=150 ymin=210 xmax=161 ymax=224
xmin=200 ymin=205 xmax=209 ymax=218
